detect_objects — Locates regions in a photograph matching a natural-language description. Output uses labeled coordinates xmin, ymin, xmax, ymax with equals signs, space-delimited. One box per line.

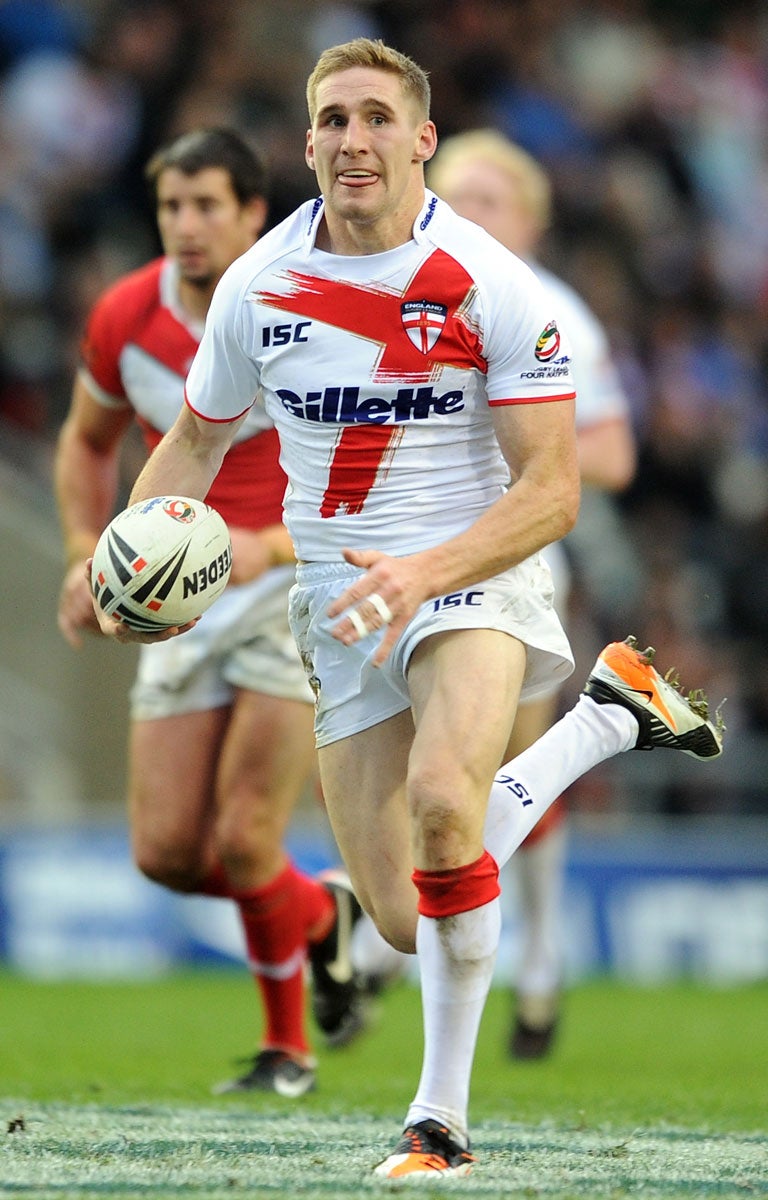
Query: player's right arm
xmin=54 ymin=374 xmax=135 ymax=648
xmin=128 ymin=402 xmax=246 ymax=508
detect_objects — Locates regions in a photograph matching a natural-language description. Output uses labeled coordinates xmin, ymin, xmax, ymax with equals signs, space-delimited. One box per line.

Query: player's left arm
xmin=577 ymin=415 xmax=636 ymax=492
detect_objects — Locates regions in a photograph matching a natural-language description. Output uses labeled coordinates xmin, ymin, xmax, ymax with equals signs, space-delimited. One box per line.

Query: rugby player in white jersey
xmin=428 ymin=129 xmax=637 ymax=1059
xmin=55 ymin=128 xmax=366 ymax=1100
xmin=90 ymin=43 xmax=723 ymax=1180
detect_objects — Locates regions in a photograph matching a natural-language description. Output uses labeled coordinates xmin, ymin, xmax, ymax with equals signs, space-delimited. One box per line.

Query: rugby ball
xmin=91 ymin=496 xmax=232 ymax=632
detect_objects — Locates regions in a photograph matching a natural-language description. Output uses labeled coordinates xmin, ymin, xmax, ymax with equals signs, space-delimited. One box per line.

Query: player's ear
xmin=305 ymin=129 xmax=316 ymax=173
xmin=414 ymin=120 xmax=438 ymax=165
xmin=244 ymin=195 xmax=268 ymax=238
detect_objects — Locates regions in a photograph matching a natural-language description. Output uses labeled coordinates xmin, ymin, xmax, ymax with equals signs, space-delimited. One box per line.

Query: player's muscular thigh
xmin=407 ymin=629 xmax=525 ymax=869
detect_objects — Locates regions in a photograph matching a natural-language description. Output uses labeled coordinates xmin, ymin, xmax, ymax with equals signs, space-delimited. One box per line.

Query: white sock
xmin=485 ymin=695 xmax=636 ymax=869
xmin=351 ymin=912 xmax=411 ymax=981
xmin=404 ymin=898 xmax=500 ymax=1146
xmin=512 ymin=820 xmax=568 ymax=996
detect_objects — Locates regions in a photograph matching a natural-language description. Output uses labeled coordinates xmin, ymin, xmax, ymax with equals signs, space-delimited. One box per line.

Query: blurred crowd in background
xmin=1 ymin=0 xmax=767 ymax=814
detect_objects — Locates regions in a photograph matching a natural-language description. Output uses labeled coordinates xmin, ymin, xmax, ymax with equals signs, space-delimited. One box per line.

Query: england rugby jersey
xmin=185 ymin=193 xmax=576 ymax=560
xmin=80 ymin=257 xmax=286 ymax=530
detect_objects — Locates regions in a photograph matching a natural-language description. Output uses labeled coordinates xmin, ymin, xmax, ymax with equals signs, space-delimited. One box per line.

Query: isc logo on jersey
xmin=277 ymin=384 xmax=465 ymax=424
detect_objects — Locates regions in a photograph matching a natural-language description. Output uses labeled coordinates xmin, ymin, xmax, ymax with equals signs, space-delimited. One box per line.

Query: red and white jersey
xmin=186 ymin=193 xmax=576 ymax=560
xmin=79 ymin=257 xmax=287 ymax=531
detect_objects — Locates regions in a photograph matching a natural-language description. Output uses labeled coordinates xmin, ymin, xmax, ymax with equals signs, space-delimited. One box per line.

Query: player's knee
xmin=213 ymin=809 xmax=275 ymax=877
xmin=407 ymin=766 xmax=471 ymax=861
xmin=133 ymin=834 xmax=203 ymax=892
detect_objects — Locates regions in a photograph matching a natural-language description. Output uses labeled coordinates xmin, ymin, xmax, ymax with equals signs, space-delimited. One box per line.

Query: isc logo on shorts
xmin=432 ymin=591 xmax=484 ymax=611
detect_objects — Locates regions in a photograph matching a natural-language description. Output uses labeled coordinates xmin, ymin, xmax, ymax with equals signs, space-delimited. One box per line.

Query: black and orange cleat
xmin=584 ymin=636 xmax=724 ymax=759
xmin=373 ymin=1118 xmax=476 ymax=1179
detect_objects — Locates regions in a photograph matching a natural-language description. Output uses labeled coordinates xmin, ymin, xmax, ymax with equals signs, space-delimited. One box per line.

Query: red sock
xmin=233 ymin=862 xmax=334 ymax=1056
xmin=296 ymin=866 xmax=336 ymax=944
xmin=412 ymin=849 xmax=501 ymax=917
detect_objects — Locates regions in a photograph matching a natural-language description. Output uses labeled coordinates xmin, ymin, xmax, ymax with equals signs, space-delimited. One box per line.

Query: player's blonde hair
xmin=428 ymin=128 xmax=552 ymax=233
xmin=306 ymin=38 xmax=431 ymax=123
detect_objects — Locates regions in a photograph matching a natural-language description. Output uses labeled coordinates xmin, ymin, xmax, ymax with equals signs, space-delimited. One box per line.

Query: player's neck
xmin=317 ymin=205 xmax=421 ymax=256
xmin=177 ymin=277 xmax=217 ymax=321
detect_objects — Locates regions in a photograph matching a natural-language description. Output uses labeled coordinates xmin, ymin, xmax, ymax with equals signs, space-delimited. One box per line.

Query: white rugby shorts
xmin=516 ymin=538 xmax=573 ymax=706
xmin=288 ymin=556 xmax=574 ymax=748
xmin=130 ymin=565 xmax=313 ymax=720
xmin=542 ymin=539 xmax=571 ymax=621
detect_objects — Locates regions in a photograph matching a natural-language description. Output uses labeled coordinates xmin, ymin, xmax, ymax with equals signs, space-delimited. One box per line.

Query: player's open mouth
xmin=338 ymin=171 xmax=378 ymax=187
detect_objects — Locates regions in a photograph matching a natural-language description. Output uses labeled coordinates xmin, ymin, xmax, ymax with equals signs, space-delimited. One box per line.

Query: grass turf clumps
xmin=2 ymin=1103 xmax=767 ymax=1199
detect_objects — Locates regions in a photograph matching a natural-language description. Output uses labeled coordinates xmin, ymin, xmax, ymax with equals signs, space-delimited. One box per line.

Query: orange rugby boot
xmin=584 ymin=636 xmax=724 ymax=759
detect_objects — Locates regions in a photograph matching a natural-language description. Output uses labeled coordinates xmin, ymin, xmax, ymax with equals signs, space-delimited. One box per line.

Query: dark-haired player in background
xmin=55 ymin=127 xmax=363 ymax=1098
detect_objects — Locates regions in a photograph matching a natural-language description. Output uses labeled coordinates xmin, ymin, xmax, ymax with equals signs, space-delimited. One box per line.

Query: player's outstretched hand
xmin=86 ymin=559 xmax=200 ymax=645
xmin=327 ymin=547 xmax=431 ymax=667
xmin=58 ymin=559 xmax=104 ymax=649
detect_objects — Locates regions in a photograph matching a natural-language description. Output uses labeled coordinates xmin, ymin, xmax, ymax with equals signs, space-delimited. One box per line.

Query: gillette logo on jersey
xmin=277 ymin=384 xmax=465 ymax=424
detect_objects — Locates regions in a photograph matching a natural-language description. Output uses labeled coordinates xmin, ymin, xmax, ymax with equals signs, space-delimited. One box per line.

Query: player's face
xmin=306 ymin=67 xmax=436 ymax=252
xmin=156 ymin=167 xmax=266 ymax=288
xmin=436 ymin=158 xmax=540 ymax=258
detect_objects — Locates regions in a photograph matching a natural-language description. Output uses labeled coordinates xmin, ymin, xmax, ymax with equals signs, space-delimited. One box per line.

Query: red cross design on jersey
xmin=256 ymin=248 xmax=486 ymax=518
xmin=255 ymin=248 xmax=485 ymax=383
xmin=319 ymin=423 xmax=403 ymax=518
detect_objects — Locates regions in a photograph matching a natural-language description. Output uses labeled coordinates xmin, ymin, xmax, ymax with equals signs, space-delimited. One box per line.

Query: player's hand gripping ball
xmin=91 ymin=496 xmax=232 ymax=632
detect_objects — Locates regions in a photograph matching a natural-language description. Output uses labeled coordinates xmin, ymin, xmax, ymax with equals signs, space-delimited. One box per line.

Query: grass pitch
xmin=1 ymin=971 xmax=766 ymax=1198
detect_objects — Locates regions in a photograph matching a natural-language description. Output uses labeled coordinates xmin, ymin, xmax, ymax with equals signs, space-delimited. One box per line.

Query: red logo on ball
xmin=163 ymin=499 xmax=195 ymax=524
